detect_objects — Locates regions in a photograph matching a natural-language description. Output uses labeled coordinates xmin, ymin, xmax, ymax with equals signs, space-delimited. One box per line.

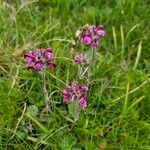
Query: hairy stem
xmin=87 ymin=46 xmax=95 ymax=85
xmin=41 ymin=71 xmax=51 ymax=112
xmin=74 ymin=102 xmax=80 ymax=121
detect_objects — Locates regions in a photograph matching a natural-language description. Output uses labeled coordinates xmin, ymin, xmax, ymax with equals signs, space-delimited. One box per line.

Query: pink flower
xmin=34 ymin=61 xmax=44 ymax=71
xmin=81 ymin=34 xmax=92 ymax=45
xmin=47 ymin=61 xmax=56 ymax=70
xmin=79 ymin=97 xmax=87 ymax=108
xmin=43 ymin=48 xmax=54 ymax=59
xmin=79 ymin=84 xmax=88 ymax=92
xmin=62 ymin=88 xmax=72 ymax=102
xmin=71 ymin=81 xmax=79 ymax=92
xmin=24 ymin=51 xmax=34 ymax=64
xmin=24 ymin=48 xmax=56 ymax=72
xmin=94 ymin=25 xmax=105 ymax=37
xmin=72 ymin=53 xmax=88 ymax=65
xmin=91 ymin=39 xmax=99 ymax=47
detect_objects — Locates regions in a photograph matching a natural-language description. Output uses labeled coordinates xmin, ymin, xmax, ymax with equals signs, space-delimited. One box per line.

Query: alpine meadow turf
xmin=0 ymin=0 xmax=150 ymax=149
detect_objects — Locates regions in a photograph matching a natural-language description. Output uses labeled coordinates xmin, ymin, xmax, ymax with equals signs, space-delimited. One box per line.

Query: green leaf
xmin=26 ymin=105 xmax=39 ymax=116
xmin=16 ymin=131 xmax=26 ymax=139
xmin=68 ymin=103 xmax=75 ymax=119
xmin=59 ymin=134 xmax=77 ymax=150
xmin=16 ymin=127 xmax=28 ymax=139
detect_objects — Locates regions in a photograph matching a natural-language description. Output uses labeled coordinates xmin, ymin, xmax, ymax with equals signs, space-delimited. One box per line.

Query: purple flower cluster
xmin=24 ymin=48 xmax=56 ymax=71
xmin=80 ymin=25 xmax=105 ymax=47
xmin=72 ymin=53 xmax=88 ymax=65
xmin=62 ymin=81 xmax=88 ymax=108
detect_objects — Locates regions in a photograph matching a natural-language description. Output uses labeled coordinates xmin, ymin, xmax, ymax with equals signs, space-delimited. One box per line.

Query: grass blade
xmin=123 ymin=82 xmax=130 ymax=112
xmin=120 ymin=25 xmax=125 ymax=57
xmin=112 ymin=26 xmax=117 ymax=50
xmin=134 ymin=41 xmax=142 ymax=70
xmin=128 ymin=96 xmax=145 ymax=110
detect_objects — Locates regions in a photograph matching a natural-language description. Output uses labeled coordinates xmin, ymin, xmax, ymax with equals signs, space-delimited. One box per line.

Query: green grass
xmin=0 ymin=0 xmax=150 ymax=149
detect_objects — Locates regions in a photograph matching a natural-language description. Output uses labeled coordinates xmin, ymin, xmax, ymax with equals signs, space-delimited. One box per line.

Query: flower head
xmin=62 ymin=81 xmax=88 ymax=108
xmin=72 ymin=53 xmax=88 ymax=65
xmin=24 ymin=48 xmax=56 ymax=72
xmin=79 ymin=24 xmax=105 ymax=47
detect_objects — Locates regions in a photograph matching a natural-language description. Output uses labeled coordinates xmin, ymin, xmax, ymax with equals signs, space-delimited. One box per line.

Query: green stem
xmin=78 ymin=64 xmax=84 ymax=79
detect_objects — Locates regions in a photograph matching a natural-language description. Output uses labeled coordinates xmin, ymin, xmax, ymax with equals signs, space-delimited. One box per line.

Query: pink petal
xmin=79 ymin=85 xmax=88 ymax=92
xmin=79 ymin=97 xmax=87 ymax=108
xmin=81 ymin=34 xmax=92 ymax=45
xmin=34 ymin=61 xmax=44 ymax=71
xmin=47 ymin=62 xmax=56 ymax=70
xmin=43 ymin=49 xmax=54 ymax=59
xmin=91 ymin=39 xmax=99 ymax=47
xmin=62 ymin=88 xmax=72 ymax=102
xmin=95 ymin=25 xmax=105 ymax=37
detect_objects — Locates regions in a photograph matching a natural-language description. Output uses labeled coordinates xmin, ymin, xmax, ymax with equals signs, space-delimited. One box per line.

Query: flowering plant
xmin=24 ymin=24 xmax=105 ymax=120
xmin=61 ymin=24 xmax=105 ymax=120
xmin=24 ymin=48 xmax=56 ymax=112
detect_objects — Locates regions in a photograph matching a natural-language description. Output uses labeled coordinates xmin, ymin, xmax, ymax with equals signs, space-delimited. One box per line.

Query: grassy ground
xmin=0 ymin=0 xmax=150 ymax=149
